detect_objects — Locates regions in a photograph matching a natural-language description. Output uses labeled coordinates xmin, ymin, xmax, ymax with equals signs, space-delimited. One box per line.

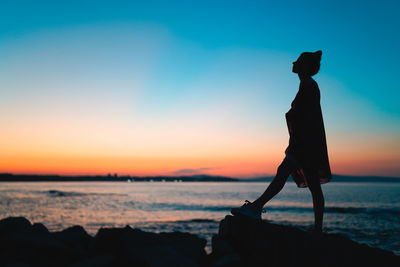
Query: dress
xmin=285 ymin=77 xmax=332 ymax=188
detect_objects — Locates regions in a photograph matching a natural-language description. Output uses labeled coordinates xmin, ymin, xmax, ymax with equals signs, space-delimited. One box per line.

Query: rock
xmin=211 ymin=235 xmax=235 ymax=256
xmin=154 ymin=231 xmax=207 ymax=262
xmin=0 ymin=227 xmax=75 ymax=266
xmin=0 ymin=217 xmax=80 ymax=266
xmin=66 ymin=254 xmax=113 ymax=267
xmin=91 ymin=225 xmax=133 ymax=254
xmin=212 ymin=253 xmax=241 ymax=267
xmin=209 ymin=215 xmax=400 ymax=267
xmin=93 ymin=226 xmax=207 ymax=265
xmin=4 ymin=262 xmax=32 ymax=267
xmin=53 ymin=225 xmax=93 ymax=255
xmin=0 ymin=217 xmax=32 ymax=233
xmin=3 ymin=215 xmax=396 ymax=267
xmin=132 ymin=245 xmax=197 ymax=267
xmin=0 ymin=217 xmax=208 ymax=266
xmin=31 ymin=223 xmax=49 ymax=234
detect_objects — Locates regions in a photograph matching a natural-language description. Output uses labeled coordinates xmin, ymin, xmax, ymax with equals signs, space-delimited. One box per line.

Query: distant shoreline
xmin=1 ymin=173 xmax=400 ymax=183
xmin=0 ymin=173 xmax=237 ymax=182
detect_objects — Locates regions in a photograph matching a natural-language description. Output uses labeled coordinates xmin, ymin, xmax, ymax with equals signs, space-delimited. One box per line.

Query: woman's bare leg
xmin=305 ymin=169 xmax=325 ymax=232
xmin=251 ymin=157 xmax=296 ymax=211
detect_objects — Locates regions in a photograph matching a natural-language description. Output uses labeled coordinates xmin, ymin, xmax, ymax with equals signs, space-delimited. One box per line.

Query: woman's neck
xmin=298 ymin=74 xmax=311 ymax=81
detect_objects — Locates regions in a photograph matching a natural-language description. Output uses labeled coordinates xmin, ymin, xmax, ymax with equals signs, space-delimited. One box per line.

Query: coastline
xmin=1 ymin=173 xmax=400 ymax=183
xmin=1 ymin=216 xmax=398 ymax=267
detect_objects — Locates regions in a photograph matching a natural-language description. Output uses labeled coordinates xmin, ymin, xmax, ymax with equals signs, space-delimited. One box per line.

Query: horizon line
xmin=1 ymin=172 xmax=400 ymax=179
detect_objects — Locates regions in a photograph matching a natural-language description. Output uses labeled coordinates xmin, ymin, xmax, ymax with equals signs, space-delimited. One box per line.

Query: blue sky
xmin=1 ymin=1 xmax=398 ymax=113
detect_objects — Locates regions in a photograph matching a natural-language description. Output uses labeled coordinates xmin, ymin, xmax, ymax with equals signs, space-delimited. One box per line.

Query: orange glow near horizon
xmin=0 ymin=153 xmax=279 ymax=177
xmin=1 ymin=110 xmax=399 ymax=177
xmin=2 ymin=118 xmax=399 ymax=177
xmin=1 ymin=148 xmax=399 ymax=177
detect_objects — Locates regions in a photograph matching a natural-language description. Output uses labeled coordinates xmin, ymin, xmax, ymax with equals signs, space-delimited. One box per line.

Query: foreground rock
xmin=208 ymin=215 xmax=399 ymax=267
xmin=0 ymin=217 xmax=206 ymax=267
xmin=1 ymin=216 xmax=398 ymax=267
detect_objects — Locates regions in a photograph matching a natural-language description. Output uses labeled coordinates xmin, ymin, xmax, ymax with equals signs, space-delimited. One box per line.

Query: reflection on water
xmin=1 ymin=181 xmax=399 ymax=254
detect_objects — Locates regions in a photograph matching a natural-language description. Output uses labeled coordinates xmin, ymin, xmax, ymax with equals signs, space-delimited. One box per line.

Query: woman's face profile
xmin=292 ymin=60 xmax=300 ymax=74
xmin=292 ymin=59 xmax=305 ymax=74
xmin=292 ymin=53 xmax=321 ymax=76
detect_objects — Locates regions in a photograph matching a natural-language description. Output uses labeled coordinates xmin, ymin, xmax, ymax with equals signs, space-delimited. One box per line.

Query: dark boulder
xmin=53 ymin=225 xmax=93 ymax=253
xmin=66 ymin=253 xmax=114 ymax=267
xmin=50 ymin=225 xmax=94 ymax=261
xmin=91 ymin=225 xmax=133 ymax=254
xmin=32 ymin=223 xmax=49 ymax=234
xmin=131 ymin=245 xmax=198 ymax=267
xmin=0 ymin=218 xmax=76 ymax=266
xmin=0 ymin=217 xmax=208 ymax=267
xmin=209 ymin=215 xmax=400 ymax=267
xmin=0 ymin=217 xmax=32 ymax=233
xmin=92 ymin=226 xmax=207 ymax=266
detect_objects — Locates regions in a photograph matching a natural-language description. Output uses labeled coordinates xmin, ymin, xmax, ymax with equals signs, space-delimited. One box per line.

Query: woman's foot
xmin=231 ymin=200 xmax=262 ymax=220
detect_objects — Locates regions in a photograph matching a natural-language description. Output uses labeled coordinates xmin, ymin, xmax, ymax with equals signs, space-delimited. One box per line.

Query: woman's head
xmin=292 ymin=50 xmax=322 ymax=76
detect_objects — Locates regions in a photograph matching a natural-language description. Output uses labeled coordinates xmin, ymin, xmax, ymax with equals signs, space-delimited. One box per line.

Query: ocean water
xmin=1 ymin=181 xmax=399 ymax=255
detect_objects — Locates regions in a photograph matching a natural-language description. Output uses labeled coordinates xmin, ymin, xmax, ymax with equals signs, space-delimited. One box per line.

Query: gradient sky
xmin=1 ymin=0 xmax=399 ymax=177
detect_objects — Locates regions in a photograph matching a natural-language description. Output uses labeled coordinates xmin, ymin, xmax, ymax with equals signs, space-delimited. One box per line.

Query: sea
xmin=1 ymin=181 xmax=399 ymax=255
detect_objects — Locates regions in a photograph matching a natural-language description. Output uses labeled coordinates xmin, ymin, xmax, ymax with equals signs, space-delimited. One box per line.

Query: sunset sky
xmin=1 ymin=1 xmax=399 ymax=177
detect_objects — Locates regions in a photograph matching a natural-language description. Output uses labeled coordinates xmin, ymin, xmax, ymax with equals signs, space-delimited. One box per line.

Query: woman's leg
xmin=251 ymin=157 xmax=297 ymax=211
xmin=304 ymin=169 xmax=325 ymax=232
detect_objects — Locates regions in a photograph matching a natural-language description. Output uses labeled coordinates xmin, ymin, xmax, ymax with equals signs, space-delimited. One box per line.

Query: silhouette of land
xmin=245 ymin=174 xmax=400 ymax=183
xmin=1 ymin=173 xmax=399 ymax=183
xmin=1 ymin=216 xmax=398 ymax=266
xmin=209 ymin=215 xmax=399 ymax=266
xmin=0 ymin=173 xmax=238 ymax=182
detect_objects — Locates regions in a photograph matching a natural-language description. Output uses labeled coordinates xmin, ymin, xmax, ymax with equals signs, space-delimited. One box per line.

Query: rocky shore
xmin=1 ymin=216 xmax=398 ymax=267
xmin=208 ymin=215 xmax=399 ymax=267
xmin=0 ymin=217 xmax=206 ymax=266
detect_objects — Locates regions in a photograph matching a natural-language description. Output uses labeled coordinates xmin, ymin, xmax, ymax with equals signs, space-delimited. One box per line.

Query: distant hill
xmin=0 ymin=173 xmax=399 ymax=183
xmin=0 ymin=173 xmax=238 ymax=182
xmin=331 ymin=174 xmax=400 ymax=183
xmin=239 ymin=174 xmax=400 ymax=183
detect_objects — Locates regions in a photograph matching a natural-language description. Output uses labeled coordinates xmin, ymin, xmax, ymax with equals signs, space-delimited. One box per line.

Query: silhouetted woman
xmin=231 ymin=50 xmax=331 ymax=232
